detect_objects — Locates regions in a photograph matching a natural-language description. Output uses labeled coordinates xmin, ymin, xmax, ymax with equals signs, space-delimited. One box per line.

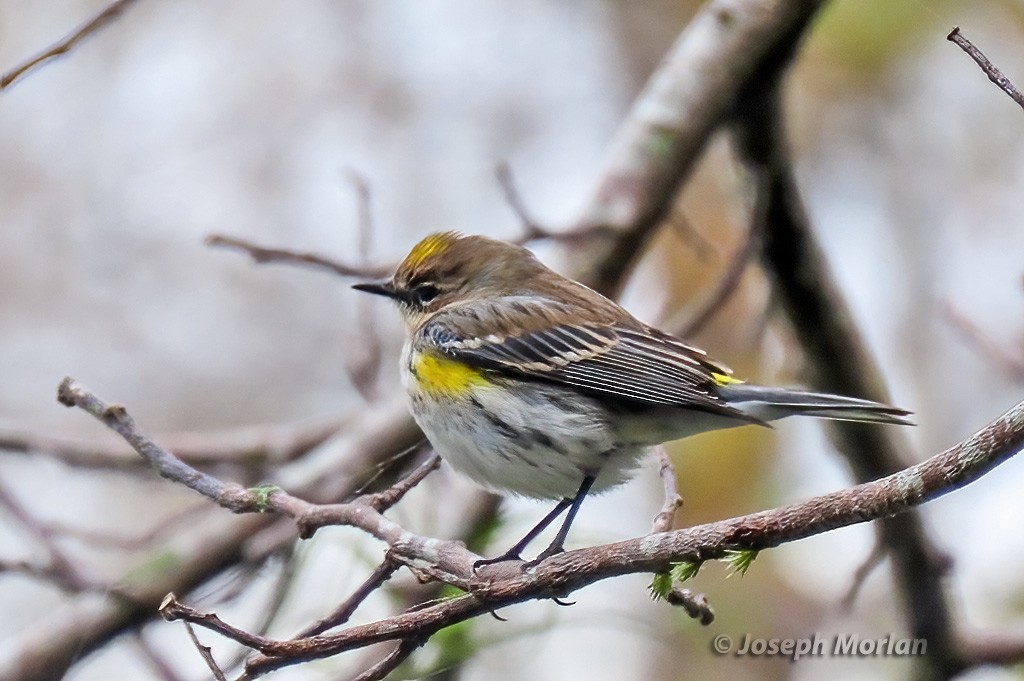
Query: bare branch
xmin=652 ymin=447 xmax=682 ymax=533
xmin=205 ymin=234 xmax=392 ymax=279
xmin=182 ymin=621 xmax=228 ymax=681
xmin=671 ymin=218 xmax=761 ymax=338
xmin=0 ymin=413 xmax=345 ymax=473
xmin=944 ymin=301 xmax=1024 ymax=382
xmin=839 ymin=542 xmax=886 ymax=611
xmin=0 ymin=479 xmax=91 ymax=592
xmin=947 ymin=26 xmax=1024 ymax=111
xmin=733 ymin=68 xmax=960 ymax=676
xmin=299 ymin=557 xmax=401 ymax=638
xmin=348 ymin=638 xmax=423 ymax=681
xmin=0 ymin=0 xmax=141 ymax=91
xmin=343 ymin=170 xmax=385 ymax=401
xmin=566 ymin=0 xmax=827 ymax=295
xmin=56 ymin=376 xmax=1024 ymax=678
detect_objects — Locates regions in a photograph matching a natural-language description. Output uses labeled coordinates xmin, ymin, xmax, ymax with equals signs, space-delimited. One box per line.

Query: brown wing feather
xmin=420 ymin=297 xmax=756 ymax=421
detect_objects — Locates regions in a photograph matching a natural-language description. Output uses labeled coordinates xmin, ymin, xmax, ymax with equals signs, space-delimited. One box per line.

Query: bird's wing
xmin=419 ymin=298 xmax=758 ymax=421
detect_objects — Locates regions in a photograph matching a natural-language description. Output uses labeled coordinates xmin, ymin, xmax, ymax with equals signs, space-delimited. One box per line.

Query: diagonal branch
xmin=733 ymin=65 xmax=958 ymax=679
xmin=56 ymin=378 xmax=1024 ymax=679
xmin=947 ymin=26 xmax=1024 ymax=111
xmin=0 ymin=0 xmax=141 ymax=90
xmin=566 ymin=0 xmax=827 ymax=295
xmin=205 ymin=234 xmax=393 ymax=279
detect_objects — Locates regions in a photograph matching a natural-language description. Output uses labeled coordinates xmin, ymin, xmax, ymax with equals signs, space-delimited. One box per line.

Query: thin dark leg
xmin=475 ymin=496 xmax=572 ymax=569
xmin=530 ymin=475 xmax=596 ymax=565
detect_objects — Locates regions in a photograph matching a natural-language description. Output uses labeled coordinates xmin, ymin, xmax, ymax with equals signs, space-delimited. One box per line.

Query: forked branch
xmin=57 ymin=377 xmax=1024 ymax=679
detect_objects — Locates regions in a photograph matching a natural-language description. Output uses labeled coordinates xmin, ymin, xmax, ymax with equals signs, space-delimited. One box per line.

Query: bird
xmin=354 ymin=231 xmax=911 ymax=566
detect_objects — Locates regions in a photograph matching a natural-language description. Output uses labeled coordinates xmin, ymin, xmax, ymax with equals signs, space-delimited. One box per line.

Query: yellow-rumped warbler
xmin=354 ymin=232 xmax=911 ymax=565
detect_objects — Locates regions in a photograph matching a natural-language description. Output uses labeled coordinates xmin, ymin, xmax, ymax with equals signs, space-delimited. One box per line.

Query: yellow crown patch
xmin=403 ymin=231 xmax=464 ymax=268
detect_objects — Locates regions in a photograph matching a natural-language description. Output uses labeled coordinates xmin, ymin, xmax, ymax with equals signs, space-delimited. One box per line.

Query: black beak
xmin=352 ymin=280 xmax=399 ymax=299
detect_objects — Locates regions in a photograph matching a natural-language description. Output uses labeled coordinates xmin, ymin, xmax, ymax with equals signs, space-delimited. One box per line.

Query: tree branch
xmin=733 ymin=64 xmax=958 ymax=679
xmin=205 ymin=234 xmax=393 ymax=279
xmin=947 ymin=26 xmax=1024 ymax=111
xmin=0 ymin=0 xmax=141 ymax=90
xmin=566 ymin=0 xmax=827 ymax=295
xmin=55 ymin=377 xmax=1024 ymax=678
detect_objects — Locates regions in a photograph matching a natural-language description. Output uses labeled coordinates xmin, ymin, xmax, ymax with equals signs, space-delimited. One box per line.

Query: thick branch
xmin=567 ymin=0 xmax=827 ymax=294
xmin=57 ymin=378 xmax=1024 ymax=678
xmin=734 ymin=75 xmax=958 ymax=679
xmin=0 ymin=397 xmax=421 ymax=681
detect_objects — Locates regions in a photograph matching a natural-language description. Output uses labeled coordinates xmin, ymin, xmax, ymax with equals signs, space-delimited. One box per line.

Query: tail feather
xmin=717 ymin=384 xmax=914 ymax=426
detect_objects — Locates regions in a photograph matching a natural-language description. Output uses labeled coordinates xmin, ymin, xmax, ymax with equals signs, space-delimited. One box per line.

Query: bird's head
xmin=353 ymin=232 xmax=548 ymax=327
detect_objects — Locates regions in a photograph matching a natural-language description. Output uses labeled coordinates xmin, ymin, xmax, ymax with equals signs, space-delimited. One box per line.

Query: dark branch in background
xmin=729 ymin=31 xmax=998 ymax=675
xmin=57 ymin=377 xmax=1024 ymax=679
xmin=0 ymin=0 xmax=141 ymax=90
xmin=947 ymin=26 xmax=1024 ymax=112
xmin=0 ymin=479 xmax=92 ymax=592
xmin=566 ymin=0 xmax=828 ymax=296
xmin=671 ymin=219 xmax=762 ymax=338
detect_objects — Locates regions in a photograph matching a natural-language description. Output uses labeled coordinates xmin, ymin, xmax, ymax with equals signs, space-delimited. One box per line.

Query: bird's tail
xmin=717 ymin=384 xmax=914 ymax=426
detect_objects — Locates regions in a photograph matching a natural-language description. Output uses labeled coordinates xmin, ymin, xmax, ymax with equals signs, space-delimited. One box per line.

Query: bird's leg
xmin=474 ymin=496 xmax=573 ymax=569
xmin=528 ymin=475 xmax=596 ymax=566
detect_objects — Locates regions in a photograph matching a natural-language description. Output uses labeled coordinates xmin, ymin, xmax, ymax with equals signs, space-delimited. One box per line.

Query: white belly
xmin=402 ymin=346 xmax=647 ymax=500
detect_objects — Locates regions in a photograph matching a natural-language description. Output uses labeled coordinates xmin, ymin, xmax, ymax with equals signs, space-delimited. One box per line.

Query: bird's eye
xmin=413 ymin=283 xmax=441 ymax=305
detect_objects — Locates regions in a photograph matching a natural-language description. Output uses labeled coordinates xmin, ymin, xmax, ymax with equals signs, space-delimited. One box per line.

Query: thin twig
xmin=345 ymin=169 xmax=384 ymax=402
xmin=672 ymin=219 xmax=762 ymax=338
xmin=947 ymin=26 xmax=1024 ymax=111
xmin=496 ymin=162 xmax=606 ymax=244
xmin=496 ymin=162 xmax=546 ymax=238
xmin=0 ymin=0 xmax=141 ymax=90
xmin=182 ymin=620 xmax=228 ymax=681
xmin=205 ymin=234 xmax=392 ymax=279
xmin=0 ymin=413 xmax=345 ymax=472
xmin=133 ymin=632 xmax=189 ymax=681
xmin=347 ymin=638 xmax=423 ymax=681
xmin=839 ymin=542 xmax=886 ymax=611
xmin=360 ymin=451 xmax=441 ymax=513
xmin=0 ymin=479 xmax=91 ymax=591
xmin=299 ymin=557 xmax=402 ymax=638
xmin=161 ymin=594 xmax=274 ymax=652
xmin=944 ymin=301 xmax=1024 ymax=382
xmin=652 ymin=447 xmax=683 ymax=533
xmin=665 ymin=587 xmax=714 ymax=625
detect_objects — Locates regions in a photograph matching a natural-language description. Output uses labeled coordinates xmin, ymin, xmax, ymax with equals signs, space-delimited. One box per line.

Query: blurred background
xmin=1 ymin=1 xmax=1023 ymax=679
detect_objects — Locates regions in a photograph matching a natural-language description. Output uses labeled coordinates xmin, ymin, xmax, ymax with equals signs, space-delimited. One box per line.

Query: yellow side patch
xmin=412 ymin=352 xmax=487 ymax=396
xmin=711 ymin=372 xmax=744 ymax=386
xmin=403 ymin=231 xmax=461 ymax=268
